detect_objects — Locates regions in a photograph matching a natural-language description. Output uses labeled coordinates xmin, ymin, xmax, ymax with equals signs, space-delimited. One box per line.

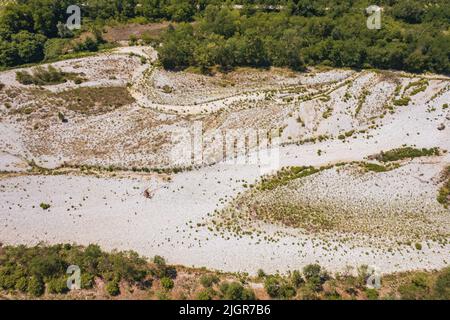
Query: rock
xmin=446 ymin=113 xmax=450 ymax=121
xmin=438 ymin=123 xmax=445 ymax=131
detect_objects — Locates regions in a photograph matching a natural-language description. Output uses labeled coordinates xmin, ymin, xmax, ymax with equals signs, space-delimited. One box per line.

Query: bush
xmin=264 ymin=276 xmax=296 ymax=299
xmin=200 ymin=274 xmax=219 ymax=288
xmin=365 ymin=288 xmax=379 ymax=300
xmin=14 ymin=277 xmax=28 ymax=292
xmin=47 ymin=277 xmax=69 ymax=294
xmin=81 ymin=273 xmax=95 ymax=289
xmin=379 ymin=147 xmax=440 ymax=162
xmin=393 ymin=97 xmax=411 ymax=106
xmin=160 ymin=277 xmax=174 ymax=290
xmin=398 ymin=273 xmax=431 ymax=300
xmin=196 ymin=288 xmax=215 ymax=300
xmin=219 ymin=282 xmax=255 ymax=300
xmin=27 ymin=276 xmax=45 ymax=297
xmin=290 ymin=270 xmax=304 ymax=289
xmin=303 ymin=264 xmax=328 ymax=292
xmin=106 ymin=279 xmax=120 ymax=296
xmin=264 ymin=276 xmax=282 ymax=298
xmin=257 ymin=269 xmax=266 ymax=278
xmin=434 ymin=267 xmax=450 ymax=300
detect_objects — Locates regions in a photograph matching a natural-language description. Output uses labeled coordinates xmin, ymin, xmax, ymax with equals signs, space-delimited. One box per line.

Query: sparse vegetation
xmin=16 ymin=66 xmax=84 ymax=85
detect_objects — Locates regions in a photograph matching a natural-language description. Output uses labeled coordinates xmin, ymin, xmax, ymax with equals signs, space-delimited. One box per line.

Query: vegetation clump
xmin=437 ymin=167 xmax=450 ymax=208
xmin=377 ymin=147 xmax=440 ymax=162
xmin=258 ymin=166 xmax=324 ymax=191
xmin=16 ymin=66 xmax=84 ymax=85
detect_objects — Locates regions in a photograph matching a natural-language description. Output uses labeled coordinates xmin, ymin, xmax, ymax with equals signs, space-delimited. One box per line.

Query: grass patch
xmin=377 ymin=147 xmax=440 ymax=163
xmin=56 ymin=86 xmax=135 ymax=114
xmin=257 ymin=166 xmax=326 ymax=191
xmin=16 ymin=66 xmax=84 ymax=85
xmin=393 ymin=97 xmax=411 ymax=106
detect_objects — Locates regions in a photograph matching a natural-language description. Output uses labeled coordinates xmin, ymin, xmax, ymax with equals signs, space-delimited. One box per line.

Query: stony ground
xmin=0 ymin=45 xmax=449 ymax=275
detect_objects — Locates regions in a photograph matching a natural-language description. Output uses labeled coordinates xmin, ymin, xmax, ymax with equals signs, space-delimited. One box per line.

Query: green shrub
xmin=257 ymin=269 xmax=266 ymax=278
xmin=160 ymin=277 xmax=174 ymax=290
xmin=365 ymin=288 xmax=379 ymax=300
xmin=196 ymin=288 xmax=215 ymax=300
xmin=303 ymin=264 xmax=328 ymax=292
xmin=47 ymin=277 xmax=69 ymax=294
xmin=27 ymin=276 xmax=45 ymax=297
xmin=433 ymin=267 xmax=450 ymax=300
xmin=39 ymin=203 xmax=51 ymax=210
xmin=379 ymin=147 xmax=440 ymax=162
xmin=264 ymin=276 xmax=296 ymax=299
xmin=106 ymin=279 xmax=120 ymax=296
xmin=200 ymin=274 xmax=219 ymax=288
xmin=81 ymin=273 xmax=95 ymax=289
xmin=290 ymin=270 xmax=304 ymax=289
xmin=219 ymin=282 xmax=255 ymax=300
xmin=393 ymin=97 xmax=411 ymax=106
xmin=398 ymin=274 xmax=431 ymax=300
xmin=12 ymin=276 xmax=27 ymax=292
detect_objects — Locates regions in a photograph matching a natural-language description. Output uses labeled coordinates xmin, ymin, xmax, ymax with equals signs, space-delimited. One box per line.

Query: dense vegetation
xmin=1 ymin=1 xmax=449 ymax=73
xmin=158 ymin=0 xmax=450 ymax=73
xmin=0 ymin=244 xmax=449 ymax=299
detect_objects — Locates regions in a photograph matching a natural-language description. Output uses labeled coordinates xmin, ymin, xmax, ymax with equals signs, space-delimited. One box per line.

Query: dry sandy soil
xmin=0 ymin=45 xmax=449 ymax=275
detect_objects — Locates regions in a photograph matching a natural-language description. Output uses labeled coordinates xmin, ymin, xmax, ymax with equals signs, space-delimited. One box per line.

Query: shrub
xmin=257 ymin=269 xmax=266 ymax=278
xmin=27 ymin=276 xmax=45 ymax=297
xmin=398 ymin=273 xmax=431 ymax=300
xmin=393 ymin=97 xmax=411 ymax=106
xmin=303 ymin=264 xmax=328 ymax=292
xmin=16 ymin=66 xmax=71 ymax=86
xmin=365 ymin=288 xmax=379 ymax=300
xmin=264 ymin=276 xmax=296 ymax=299
xmin=160 ymin=277 xmax=174 ymax=290
xmin=47 ymin=277 xmax=69 ymax=294
xmin=81 ymin=273 xmax=95 ymax=289
xmin=15 ymin=277 xmax=28 ymax=292
xmin=291 ymin=270 xmax=304 ymax=289
xmin=219 ymin=282 xmax=255 ymax=300
xmin=379 ymin=147 xmax=440 ymax=162
xmin=106 ymin=279 xmax=120 ymax=296
xmin=197 ymin=288 xmax=215 ymax=300
xmin=200 ymin=274 xmax=219 ymax=288
xmin=39 ymin=203 xmax=51 ymax=210
xmin=434 ymin=267 xmax=450 ymax=300
xmin=264 ymin=276 xmax=282 ymax=298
